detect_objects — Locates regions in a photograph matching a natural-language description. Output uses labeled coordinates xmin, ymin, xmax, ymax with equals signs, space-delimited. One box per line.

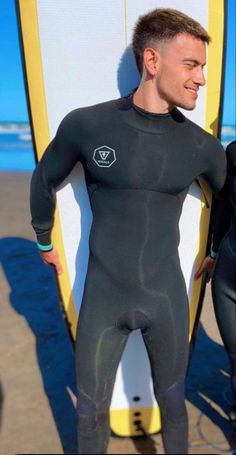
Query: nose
xmin=193 ymin=66 xmax=206 ymax=86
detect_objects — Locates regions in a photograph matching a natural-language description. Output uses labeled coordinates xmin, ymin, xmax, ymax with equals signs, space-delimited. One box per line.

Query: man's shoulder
xmin=63 ymin=98 xmax=118 ymax=123
xmin=55 ymin=99 xmax=119 ymax=138
xmin=183 ymin=116 xmax=224 ymax=151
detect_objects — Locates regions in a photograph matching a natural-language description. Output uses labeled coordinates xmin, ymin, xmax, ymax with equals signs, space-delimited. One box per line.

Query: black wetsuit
xmin=30 ymin=96 xmax=226 ymax=454
xmin=211 ymin=140 xmax=236 ymax=414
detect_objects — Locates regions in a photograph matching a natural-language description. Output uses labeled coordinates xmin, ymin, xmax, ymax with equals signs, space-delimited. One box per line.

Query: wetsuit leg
xmin=75 ymin=316 xmax=128 ymax=454
xmin=142 ymin=254 xmax=190 ymax=454
xmin=75 ymin=263 xmax=129 ymax=454
xmin=212 ymin=237 xmax=236 ymax=406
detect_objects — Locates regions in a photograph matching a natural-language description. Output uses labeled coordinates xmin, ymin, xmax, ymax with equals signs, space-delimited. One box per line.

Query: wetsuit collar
xmin=116 ymin=94 xmax=186 ymax=134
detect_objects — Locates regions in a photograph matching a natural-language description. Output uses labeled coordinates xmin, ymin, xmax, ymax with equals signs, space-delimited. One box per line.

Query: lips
xmin=186 ymin=87 xmax=198 ymax=98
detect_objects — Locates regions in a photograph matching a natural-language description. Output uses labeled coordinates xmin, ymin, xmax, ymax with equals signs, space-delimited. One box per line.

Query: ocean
xmin=0 ymin=122 xmax=235 ymax=172
xmin=0 ymin=123 xmax=35 ymax=172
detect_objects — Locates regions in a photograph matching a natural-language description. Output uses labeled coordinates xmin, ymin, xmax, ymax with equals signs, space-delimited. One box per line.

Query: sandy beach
xmin=0 ymin=171 xmax=235 ymax=454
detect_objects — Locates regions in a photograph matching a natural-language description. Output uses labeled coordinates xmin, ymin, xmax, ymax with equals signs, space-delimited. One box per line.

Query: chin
xmin=178 ymin=102 xmax=196 ymax=111
xmin=184 ymin=105 xmax=196 ymax=111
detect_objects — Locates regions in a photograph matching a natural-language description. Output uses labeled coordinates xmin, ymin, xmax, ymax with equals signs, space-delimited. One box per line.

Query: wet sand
xmin=0 ymin=171 xmax=234 ymax=454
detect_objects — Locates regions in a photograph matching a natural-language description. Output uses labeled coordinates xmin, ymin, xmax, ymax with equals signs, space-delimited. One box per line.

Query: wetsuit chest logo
xmin=93 ymin=145 xmax=116 ymax=168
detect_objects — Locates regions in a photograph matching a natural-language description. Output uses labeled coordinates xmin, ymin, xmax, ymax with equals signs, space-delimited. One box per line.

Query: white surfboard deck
xmin=18 ymin=0 xmax=225 ymax=436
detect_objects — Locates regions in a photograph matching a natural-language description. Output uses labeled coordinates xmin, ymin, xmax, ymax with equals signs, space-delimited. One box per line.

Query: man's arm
xmin=202 ymin=138 xmax=227 ymax=194
xmin=30 ymin=111 xmax=81 ymax=273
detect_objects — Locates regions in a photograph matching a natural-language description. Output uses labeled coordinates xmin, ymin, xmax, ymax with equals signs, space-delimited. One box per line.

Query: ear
xmin=143 ymin=48 xmax=159 ymax=76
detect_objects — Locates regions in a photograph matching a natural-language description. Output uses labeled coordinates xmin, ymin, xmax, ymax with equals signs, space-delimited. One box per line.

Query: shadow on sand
xmin=0 ymin=237 xmax=77 ymax=454
xmin=186 ymin=323 xmax=235 ymax=453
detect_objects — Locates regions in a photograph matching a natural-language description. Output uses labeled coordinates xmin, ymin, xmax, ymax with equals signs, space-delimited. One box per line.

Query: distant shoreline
xmin=0 ymin=123 xmax=30 ymax=134
xmin=0 ymin=122 xmax=235 ymax=130
xmin=0 ymin=122 xmax=235 ymax=142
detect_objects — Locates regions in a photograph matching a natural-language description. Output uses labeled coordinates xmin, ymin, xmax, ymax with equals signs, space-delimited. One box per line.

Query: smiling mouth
xmin=186 ymin=87 xmax=198 ymax=98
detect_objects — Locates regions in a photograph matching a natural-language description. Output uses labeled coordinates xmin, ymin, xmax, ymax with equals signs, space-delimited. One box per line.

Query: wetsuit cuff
xmin=34 ymin=229 xmax=52 ymax=246
xmin=37 ymin=242 xmax=53 ymax=252
xmin=210 ymin=249 xmax=217 ymax=259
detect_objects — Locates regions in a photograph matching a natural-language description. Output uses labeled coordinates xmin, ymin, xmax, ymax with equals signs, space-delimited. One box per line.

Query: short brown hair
xmin=132 ymin=8 xmax=211 ymax=74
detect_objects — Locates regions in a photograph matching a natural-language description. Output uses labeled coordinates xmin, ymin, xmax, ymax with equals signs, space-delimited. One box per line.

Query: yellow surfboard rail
xmin=17 ymin=0 xmax=78 ymax=339
xmin=189 ymin=0 xmax=225 ymax=339
xmin=17 ymin=0 xmax=225 ymax=436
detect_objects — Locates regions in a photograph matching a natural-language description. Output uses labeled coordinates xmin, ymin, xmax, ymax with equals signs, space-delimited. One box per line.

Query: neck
xmin=133 ymin=79 xmax=174 ymax=114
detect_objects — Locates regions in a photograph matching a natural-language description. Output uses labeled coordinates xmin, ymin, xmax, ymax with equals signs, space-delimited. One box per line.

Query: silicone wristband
xmin=37 ymin=242 xmax=53 ymax=252
xmin=210 ymin=249 xmax=217 ymax=259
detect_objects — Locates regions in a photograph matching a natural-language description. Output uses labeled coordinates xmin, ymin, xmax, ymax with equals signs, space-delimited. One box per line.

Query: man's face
xmin=155 ymin=33 xmax=206 ymax=111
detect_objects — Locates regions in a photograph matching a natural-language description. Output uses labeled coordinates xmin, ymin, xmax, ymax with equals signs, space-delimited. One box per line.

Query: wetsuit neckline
xmin=116 ymin=94 xmax=186 ymax=134
xmin=132 ymin=102 xmax=174 ymax=119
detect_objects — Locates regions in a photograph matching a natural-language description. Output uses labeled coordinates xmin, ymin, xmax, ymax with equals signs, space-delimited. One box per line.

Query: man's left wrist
xmin=37 ymin=242 xmax=53 ymax=252
xmin=210 ymin=249 xmax=217 ymax=260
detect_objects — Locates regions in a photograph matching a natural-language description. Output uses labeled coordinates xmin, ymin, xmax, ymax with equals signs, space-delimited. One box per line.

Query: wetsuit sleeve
xmin=202 ymin=139 xmax=227 ymax=194
xmin=30 ymin=111 xmax=81 ymax=245
xmin=211 ymin=142 xmax=233 ymax=253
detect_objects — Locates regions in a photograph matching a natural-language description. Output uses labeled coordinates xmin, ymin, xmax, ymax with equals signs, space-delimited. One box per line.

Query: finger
xmin=194 ymin=268 xmax=203 ymax=279
xmin=55 ymin=262 xmax=63 ymax=275
xmin=42 ymin=258 xmax=59 ymax=272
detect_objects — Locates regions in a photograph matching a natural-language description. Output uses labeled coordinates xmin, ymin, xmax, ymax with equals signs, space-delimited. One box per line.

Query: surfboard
xmin=17 ymin=0 xmax=225 ymax=437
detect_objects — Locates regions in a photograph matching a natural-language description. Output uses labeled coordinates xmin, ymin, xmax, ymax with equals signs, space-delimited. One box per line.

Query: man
xmin=30 ymin=8 xmax=226 ymax=454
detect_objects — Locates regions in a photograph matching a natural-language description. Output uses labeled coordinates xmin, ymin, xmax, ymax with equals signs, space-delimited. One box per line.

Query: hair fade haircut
xmin=132 ymin=8 xmax=211 ymax=74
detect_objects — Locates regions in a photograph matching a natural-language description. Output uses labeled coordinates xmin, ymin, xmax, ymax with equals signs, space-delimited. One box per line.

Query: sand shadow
xmin=0 ymin=237 xmax=77 ymax=454
xmin=131 ymin=434 xmax=157 ymax=454
xmin=186 ymin=322 xmax=235 ymax=452
xmin=0 ymin=380 xmax=4 ymax=432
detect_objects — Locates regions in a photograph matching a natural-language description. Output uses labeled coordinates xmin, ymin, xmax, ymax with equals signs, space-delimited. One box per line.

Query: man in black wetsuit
xmin=30 ymin=9 xmax=226 ymax=454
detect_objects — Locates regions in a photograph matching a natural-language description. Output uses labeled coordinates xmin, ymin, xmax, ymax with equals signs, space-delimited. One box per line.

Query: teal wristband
xmin=37 ymin=242 xmax=53 ymax=252
xmin=210 ymin=249 xmax=217 ymax=259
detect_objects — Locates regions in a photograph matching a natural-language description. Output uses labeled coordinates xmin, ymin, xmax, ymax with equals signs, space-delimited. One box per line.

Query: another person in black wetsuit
xmin=30 ymin=9 xmax=226 ymax=454
xmin=196 ymin=140 xmax=236 ymax=426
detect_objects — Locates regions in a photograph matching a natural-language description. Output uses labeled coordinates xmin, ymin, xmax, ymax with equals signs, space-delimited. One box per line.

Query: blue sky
xmin=0 ymin=0 xmax=235 ymax=125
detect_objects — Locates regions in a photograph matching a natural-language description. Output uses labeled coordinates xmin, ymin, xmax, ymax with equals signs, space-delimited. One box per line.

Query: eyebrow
xmin=183 ymin=58 xmax=206 ymax=67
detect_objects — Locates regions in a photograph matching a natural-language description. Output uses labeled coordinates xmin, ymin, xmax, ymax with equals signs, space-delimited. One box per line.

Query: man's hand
xmin=40 ymin=248 xmax=63 ymax=275
xmin=194 ymin=256 xmax=215 ymax=282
